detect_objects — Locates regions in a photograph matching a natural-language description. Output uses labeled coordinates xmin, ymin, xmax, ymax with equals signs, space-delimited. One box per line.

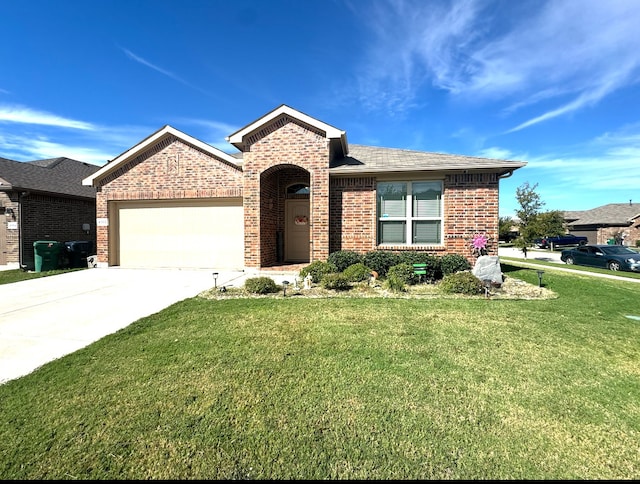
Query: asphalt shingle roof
xmin=0 ymin=156 xmax=100 ymax=199
xmin=329 ymin=144 xmax=526 ymax=175
xmin=565 ymin=203 xmax=640 ymax=226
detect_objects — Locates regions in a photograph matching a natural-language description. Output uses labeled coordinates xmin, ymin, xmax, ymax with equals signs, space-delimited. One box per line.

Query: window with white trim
xmin=377 ymin=181 xmax=443 ymax=245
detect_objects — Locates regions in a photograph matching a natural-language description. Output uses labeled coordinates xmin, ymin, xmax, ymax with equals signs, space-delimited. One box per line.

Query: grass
xmin=0 ymin=264 xmax=639 ymax=479
xmin=0 ymin=267 xmax=86 ymax=285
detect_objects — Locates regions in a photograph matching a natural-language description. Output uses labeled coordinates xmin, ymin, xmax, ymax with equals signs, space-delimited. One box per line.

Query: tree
xmin=515 ymin=182 xmax=544 ymax=242
xmin=499 ymin=216 xmax=517 ymax=241
xmin=527 ymin=210 xmax=566 ymax=238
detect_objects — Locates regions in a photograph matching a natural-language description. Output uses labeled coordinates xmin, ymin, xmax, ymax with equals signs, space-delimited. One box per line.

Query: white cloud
xmin=121 ymin=47 xmax=214 ymax=98
xmin=476 ymin=147 xmax=514 ymax=160
xmin=0 ymin=104 xmax=95 ymax=130
xmin=353 ymin=0 xmax=640 ymax=128
xmin=0 ymin=133 xmax=112 ymax=165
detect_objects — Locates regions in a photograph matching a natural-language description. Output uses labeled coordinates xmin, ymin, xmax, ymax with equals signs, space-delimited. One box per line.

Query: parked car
xmin=534 ymin=234 xmax=588 ymax=249
xmin=560 ymin=244 xmax=640 ymax=272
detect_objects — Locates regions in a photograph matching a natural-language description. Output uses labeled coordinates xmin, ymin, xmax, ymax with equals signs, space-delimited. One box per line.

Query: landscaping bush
xmin=387 ymin=262 xmax=420 ymax=285
xmin=299 ymin=260 xmax=337 ymax=283
xmin=396 ymin=250 xmax=428 ymax=265
xmin=320 ymin=273 xmax=352 ymax=291
xmin=343 ymin=262 xmax=373 ymax=282
xmin=327 ymin=250 xmax=363 ymax=272
xmin=385 ymin=273 xmax=406 ymax=292
xmin=438 ymin=271 xmax=483 ymax=296
xmin=363 ymin=250 xmax=400 ymax=277
xmin=244 ymin=276 xmax=279 ymax=294
xmin=394 ymin=251 xmax=442 ymax=282
xmin=440 ymin=253 xmax=472 ymax=275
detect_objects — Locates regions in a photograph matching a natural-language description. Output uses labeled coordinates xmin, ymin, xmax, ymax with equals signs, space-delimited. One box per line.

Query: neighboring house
xmin=83 ymin=105 xmax=526 ymax=270
xmin=565 ymin=202 xmax=640 ymax=246
xmin=0 ymin=157 xmax=100 ymax=269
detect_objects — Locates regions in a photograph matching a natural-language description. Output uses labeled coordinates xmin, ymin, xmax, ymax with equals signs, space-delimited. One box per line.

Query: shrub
xmin=327 ymin=250 xmax=363 ymax=272
xmin=244 ymin=276 xmax=279 ymax=294
xmin=385 ymin=273 xmax=406 ymax=292
xmin=387 ymin=262 xmax=419 ymax=285
xmin=343 ymin=262 xmax=373 ymax=282
xmin=363 ymin=250 xmax=400 ymax=277
xmin=439 ymin=254 xmax=472 ymax=275
xmin=299 ymin=260 xmax=337 ymax=283
xmin=320 ymin=273 xmax=352 ymax=291
xmin=396 ymin=250 xmax=427 ymax=265
xmin=401 ymin=253 xmax=441 ymax=282
xmin=438 ymin=271 xmax=483 ymax=296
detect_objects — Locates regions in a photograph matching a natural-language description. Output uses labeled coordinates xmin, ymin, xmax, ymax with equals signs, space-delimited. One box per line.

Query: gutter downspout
xmin=499 ymin=170 xmax=514 ymax=179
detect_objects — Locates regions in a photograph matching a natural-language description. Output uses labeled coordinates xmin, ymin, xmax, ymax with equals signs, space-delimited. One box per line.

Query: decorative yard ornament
xmin=303 ymin=273 xmax=313 ymax=289
xmin=471 ymin=233 xmax=489 ymax=256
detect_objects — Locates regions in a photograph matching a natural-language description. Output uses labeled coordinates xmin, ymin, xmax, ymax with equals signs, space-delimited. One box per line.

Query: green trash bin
xmin=33 ymin=241 xmax=62 ymax=272
xmin=607 ymin=238 xmax=616 ymax=245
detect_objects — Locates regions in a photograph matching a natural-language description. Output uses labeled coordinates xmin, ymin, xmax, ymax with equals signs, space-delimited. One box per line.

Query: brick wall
xmin=20 ymin=194 xmax=96 ymax=270
xmin=328 ymin=173 xmax=500 ymax=264
xmin=443 ymin=173 xmax=500 ymax=260
xmin=600 ymin=225 xmax=640 ymax=247
xmin=95 ymin=136 xmax=243 ymax=265
xmin=329 ymin=176 xmax=376 ymax=253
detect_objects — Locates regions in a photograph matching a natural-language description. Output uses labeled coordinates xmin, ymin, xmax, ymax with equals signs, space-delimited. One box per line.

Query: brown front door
xmin=285 ymin=199 xmax=310 ymax=262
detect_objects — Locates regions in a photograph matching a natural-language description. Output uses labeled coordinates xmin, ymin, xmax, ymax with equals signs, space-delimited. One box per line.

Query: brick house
xmin=0 ymin=157 xmax=99 ymax=269
xmin=83 ymin=105 xmax=526 ymax=270
xmin=565 ymin=203 xmax=640 ymax=247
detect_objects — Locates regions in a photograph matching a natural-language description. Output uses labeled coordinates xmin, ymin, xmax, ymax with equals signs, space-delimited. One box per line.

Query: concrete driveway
xmin=0 ymin=267 xmax=252 ymax=385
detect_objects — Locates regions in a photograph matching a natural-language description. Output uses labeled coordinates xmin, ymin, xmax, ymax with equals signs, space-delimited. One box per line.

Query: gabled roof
xmin=565 ymin=203 xmax=640 ymax=227
xmin=226 ymin=104 xmax=348 ymax=156
xmin=329 ymin=144 xmax=526 ymax=177
xmin=83 ymin=125 xmax=241 ymax=186
xmin=0 ymin=156 xmax=99 ymax=199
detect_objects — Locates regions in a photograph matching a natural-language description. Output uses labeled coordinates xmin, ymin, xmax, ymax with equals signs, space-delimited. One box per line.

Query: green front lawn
xmin=0 ymin=265 xmax=638 ymax=479
xmin=0 ymin=267 xmax=85 ymax=285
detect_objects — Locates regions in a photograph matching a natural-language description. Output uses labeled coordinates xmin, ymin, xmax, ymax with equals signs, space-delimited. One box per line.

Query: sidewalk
xmin=497 ymin=246 xmax=640 ymax=283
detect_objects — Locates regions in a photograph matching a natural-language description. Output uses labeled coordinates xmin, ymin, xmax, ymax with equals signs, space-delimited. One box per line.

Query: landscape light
xmin=536 ymin=270 xmax=544 ymax=287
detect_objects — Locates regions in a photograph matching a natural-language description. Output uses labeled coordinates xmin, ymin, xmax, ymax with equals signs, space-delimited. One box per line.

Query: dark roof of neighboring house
xmin=0 ymin=156 xmax=100 ymax=199
xmin=565 ymin=203 xmax=640 ymax=227
xmin=329 ymin=144 xmax=526 ymax=176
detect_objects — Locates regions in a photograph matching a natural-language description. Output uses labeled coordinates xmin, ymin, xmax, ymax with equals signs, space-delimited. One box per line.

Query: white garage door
xmin=116 ymin=199 xmax=243 ymax=269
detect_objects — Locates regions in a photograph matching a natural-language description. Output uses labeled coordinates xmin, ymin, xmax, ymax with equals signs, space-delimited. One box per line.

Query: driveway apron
xmin=0 ymin=268 xmax=246 ymax=385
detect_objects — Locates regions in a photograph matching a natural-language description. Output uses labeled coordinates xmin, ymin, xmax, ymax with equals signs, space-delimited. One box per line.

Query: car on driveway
xmin=560 ymin=244 xmax=640 ymax=272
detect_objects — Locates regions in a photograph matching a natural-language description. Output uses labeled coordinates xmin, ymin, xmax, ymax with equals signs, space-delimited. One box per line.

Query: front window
xmin=377 ymin=181 xmax=443 ymax=245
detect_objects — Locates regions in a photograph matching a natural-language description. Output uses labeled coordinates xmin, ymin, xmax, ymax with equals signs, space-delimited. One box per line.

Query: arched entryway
xmin=259 ymin=165 xmax=310 ymax=267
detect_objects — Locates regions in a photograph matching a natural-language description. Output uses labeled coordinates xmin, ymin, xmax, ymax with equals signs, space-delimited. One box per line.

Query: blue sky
xmin=1 ymin=0 xmax=639 ymax=218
